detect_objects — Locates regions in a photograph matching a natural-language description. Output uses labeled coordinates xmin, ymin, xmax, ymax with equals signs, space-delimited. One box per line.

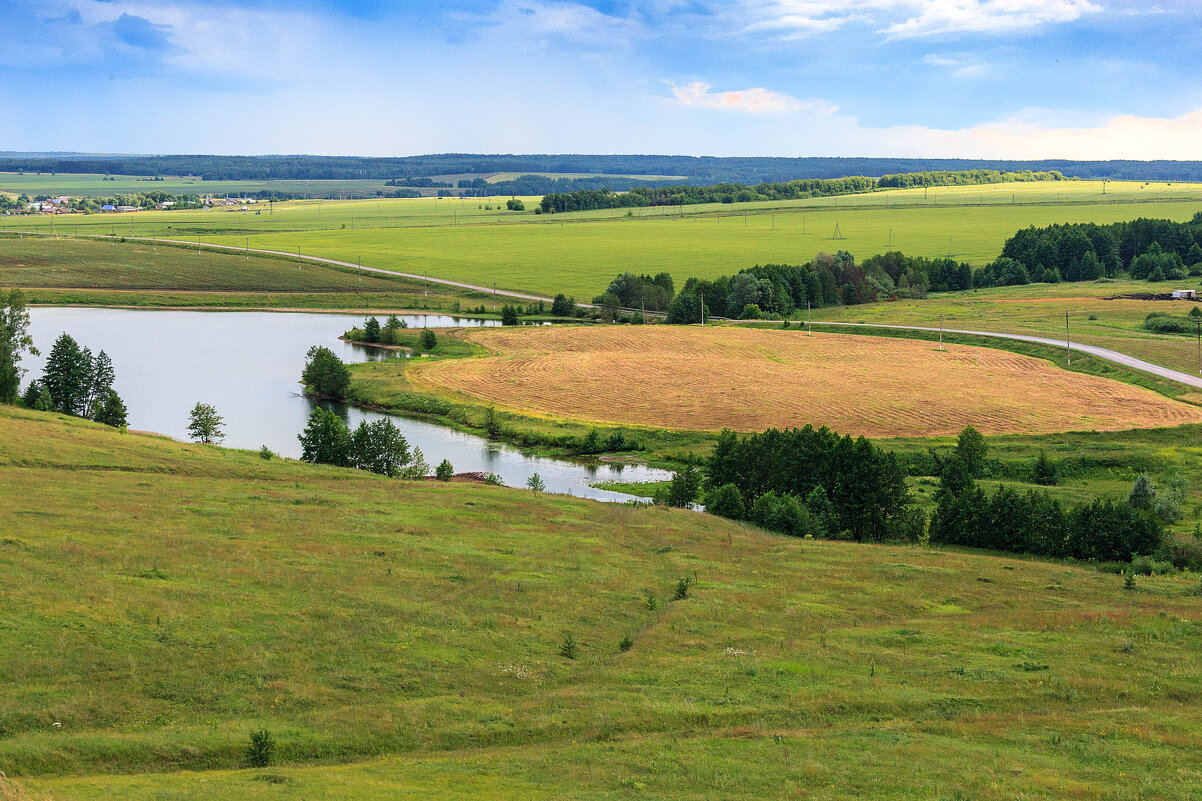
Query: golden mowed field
xmin=408 ymin=326 xmax=1202 ymax=437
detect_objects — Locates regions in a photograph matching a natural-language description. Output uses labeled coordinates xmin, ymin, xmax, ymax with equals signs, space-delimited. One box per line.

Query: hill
xmin=7 ymin=154 xmax=1202 ymax=183
xmin=1 ymin=405 xmax=1201 ymax=800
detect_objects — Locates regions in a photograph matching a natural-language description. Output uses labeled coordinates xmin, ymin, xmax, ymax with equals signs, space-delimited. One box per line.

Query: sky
xmin=1 ymin=0 xmax=1200 ymax=159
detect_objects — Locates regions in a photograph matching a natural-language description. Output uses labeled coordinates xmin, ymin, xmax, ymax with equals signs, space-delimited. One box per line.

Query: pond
xmin=23 ymin=307 xmax=672 ymax=502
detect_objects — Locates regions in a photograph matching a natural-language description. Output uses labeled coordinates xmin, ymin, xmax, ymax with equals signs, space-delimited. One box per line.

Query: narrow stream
xmin=23 ymin=307 xmax=672 ymax=501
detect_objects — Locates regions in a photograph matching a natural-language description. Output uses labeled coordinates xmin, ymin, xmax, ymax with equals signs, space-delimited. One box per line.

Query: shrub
xmin=506 ymin=198 xmax=525 ymax=211
xmin=673 ymin=576 xmax=693 ymax=600
xmin=559 ymin=633 xmax=578 ymax=660
xmin=739 ymin=303 xmax=762 ymax=319
xmin=483 ymin=406 xmax=502 ymax=439
xmin=643 ymin=591 xmax=658 ymax=611
xmin=526 ymin=472 xmax=546 ymax=493
xmin=246 ymin=729 xmax=275 ymax=768
xmin=578 ymin=428 xmax=604 ymax=454
xmin=1129 ymin=554 xmax=1173 ymax=576
xmin=258 ymin=445 xmax=274 ymax=460
xmin=435 ymin=459 xmax=454 ymax=481
xmin=483 ymin=472 xmax=504 ymax=486
xmin=1032 ymin=452 xmax=1058 ymax=486
xmin=420 ymin=328 xmax=437 ymax=351
xmin=618 ymin=634 xmax=634 ymax=652
xmin=1123 ymin=572 xmax=1137 ymax=591
xmin=705 ymin=483 xmax=746 ymax=520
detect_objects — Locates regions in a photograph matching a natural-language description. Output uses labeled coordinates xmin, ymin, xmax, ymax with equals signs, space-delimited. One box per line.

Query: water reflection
xmin=24 ymin=307 xmax=670 ymax=502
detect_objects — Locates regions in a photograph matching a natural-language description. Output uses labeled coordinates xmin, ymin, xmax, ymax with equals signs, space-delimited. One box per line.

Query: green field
xmin=805 ymin=279 xmax=1202 ymax=377
xmin=0 ymin=172 xmax=686 ymax=200
xmin=2 ymin=404 xmax=1202 ymax=800
xmin=5 ymin=182 xmax=1202 ymax=300
xmin=0 ymin=236 xmax=489 ymax=311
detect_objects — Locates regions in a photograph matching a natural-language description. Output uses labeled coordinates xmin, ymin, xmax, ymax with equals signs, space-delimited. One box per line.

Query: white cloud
xmin=740 ymin=0 xmax=1101 ymax=40
xmin=668 ymin=81 xmax=835 ymax=114
xmin=883 ymin=0 xmax=1102 ymax=38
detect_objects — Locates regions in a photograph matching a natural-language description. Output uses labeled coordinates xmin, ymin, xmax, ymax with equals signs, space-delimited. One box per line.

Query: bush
xmin=258 ymin=445 xmax=274 ymax=461
xmin=705 ymin=483 xmax=746 ymax=520
xmin=435 ymin=459 xmax=454 ymax=481
xmin=673 ymin=576 xmax=693 ymax=600
xmin=1032 ymin=452 xmax=1058 ymax=485
xmin=420 ymin=329 xmax=437 ymax=351
xmin=246 ymin=729 xmax=275 ymax=768
xmin=739 ymin=303 xmax=762 ymax=319
xmin=618 ymin=634 xmax=634 ymax=652
xmin=559 ymin=633 xmax=578 ymax=660
xmin=506 ymin=198 xmax=525 ymax=211
xmin=1157 ymin=527 xmax=1202 ymax=571
xmin=1129 ymin=554 xmax=1174 ymax=576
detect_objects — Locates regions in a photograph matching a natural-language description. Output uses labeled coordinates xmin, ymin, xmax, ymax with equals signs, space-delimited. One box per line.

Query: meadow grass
xmin=0 ymin=237 xmax=486 ymax=312
xmin=806 ymin=278 xmax=1202 ymax=376
xmin=1 ymin=405 xmax=1201 ymax=800
xmin=4 ymin=182 xmax=1201 ymax=299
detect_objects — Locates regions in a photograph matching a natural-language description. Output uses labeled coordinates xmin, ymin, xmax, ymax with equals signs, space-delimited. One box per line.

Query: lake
xmin=23 ymin=307 xmax=671 ymax=501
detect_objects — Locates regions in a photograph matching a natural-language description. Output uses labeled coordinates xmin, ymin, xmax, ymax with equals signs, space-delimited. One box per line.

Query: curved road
xmin=33 ymin=232 xmax=1202 ymax=390
xmin=811 ymin=321 xmax=1202 ymax=391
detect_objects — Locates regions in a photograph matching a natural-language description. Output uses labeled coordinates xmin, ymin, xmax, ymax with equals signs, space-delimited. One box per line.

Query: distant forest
xmin=5 ymin=154 xmax=1202 ymax=183
xmin=539 ymin=170 xmax=1064 ymax=212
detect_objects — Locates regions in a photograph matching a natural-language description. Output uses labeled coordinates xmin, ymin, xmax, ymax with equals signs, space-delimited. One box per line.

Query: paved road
xmin=811 ymin=321 xmax=1202 ymax=391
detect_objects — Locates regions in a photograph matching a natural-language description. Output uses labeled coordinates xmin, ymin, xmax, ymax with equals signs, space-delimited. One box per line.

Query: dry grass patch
xmin=409 ymin=326 xmax=1202 ymax=437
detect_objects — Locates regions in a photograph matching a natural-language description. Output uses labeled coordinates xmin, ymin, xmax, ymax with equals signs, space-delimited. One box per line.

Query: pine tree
xmin=41 ymin=334 xmax=93 ymax=417
xmin=362 ymin=316 xmax=381 ymax=343
xmin=92 ymin=390 xmax=128 ymax=429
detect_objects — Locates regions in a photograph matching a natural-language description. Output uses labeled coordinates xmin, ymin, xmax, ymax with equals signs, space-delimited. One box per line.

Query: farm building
xmin=1172 ymin=289 xmax=1197 ymax=300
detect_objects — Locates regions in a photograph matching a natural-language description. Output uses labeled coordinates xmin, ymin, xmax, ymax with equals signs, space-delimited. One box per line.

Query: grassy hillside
xmin=4 ymin=182 xmax=1201 ymax=299
xmin=2 ymin=405 xmax=1201 ymax=799
xmin=0 ymin=237 xmax=484 ymax=311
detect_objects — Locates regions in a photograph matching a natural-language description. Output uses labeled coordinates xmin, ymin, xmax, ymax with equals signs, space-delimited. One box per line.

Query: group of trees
xmin=594 ymin=272 xmax=675 ymax=313
xmin=662 ymin=423 xmax=1178 ymax=567
xmin=22 ymin=333 xmax=127 ymax=428
xmin=663 ymin=251 xmax=968 ymax=321
xmin=877 ymin=169 xmax=1067 ymax=188
xmin=928 ymin=433 xmax=1169 ymax=562
xmin=299 ymin=407 xmax=429 ymax=477
xmin=995 ymin=215 xmax=1202 ymax=285
xmin=1142 ymin=307 xmax=1202 ymax=334
xmin=538 ymin=170 xmax=1069 ymax=213
xmin=301 ymin=346 xmax=352 ymax=399
xmin=701 ymin=425 xmax=911 ymax=543
xmin=356 ymin=315 xmax=409 ymax=345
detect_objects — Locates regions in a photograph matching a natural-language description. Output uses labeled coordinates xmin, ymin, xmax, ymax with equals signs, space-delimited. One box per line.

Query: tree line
xmin=669 ymin=424 xmax=1174 ymax=565
xmin=996 ymin=214 xmax=1202 ymax=285
xmin=538 ymin=170 xmax=1069 ymax=213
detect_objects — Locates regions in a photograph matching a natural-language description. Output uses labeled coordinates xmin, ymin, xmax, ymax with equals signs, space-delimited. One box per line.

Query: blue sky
xmin=1 ymin=0 xmax=1199 ymax=158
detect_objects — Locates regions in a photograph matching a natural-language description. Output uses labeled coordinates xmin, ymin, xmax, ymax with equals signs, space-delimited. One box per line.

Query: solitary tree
xmin=953 ymin=425 xmax=989 ymax=478
xmin=301 ymin=346 xmax=351 ymax=399
xmin=526 ymin=472 xmax=546 ymax=493
xmin=350 ymin=418 xmax=410 ymax=476
xmin=41 ymin=334 xmax=94 ymax=416
xmin=436 ymin=459 xmax=454 ymax=481
xmin=1128 ymin=473 xmax=1156 ymax=510
xmin=362 ymin=316 xmax=381 ymax=343
xmin=0 ymin=288 xmax=37 ymax=404
xmin=420 ymin=328 xmax=437 ymax=351
xmin=187 ymin=402 xmax=224 ymax=444
xmin=298 ymin=407 xmax=352 ymax=466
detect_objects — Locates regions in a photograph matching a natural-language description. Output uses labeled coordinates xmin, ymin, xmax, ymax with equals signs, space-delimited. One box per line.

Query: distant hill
xmin=3 ymin=153 xmax=1202 ymax=183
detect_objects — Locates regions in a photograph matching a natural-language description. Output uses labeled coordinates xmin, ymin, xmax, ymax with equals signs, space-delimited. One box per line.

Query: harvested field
xmin=409 ymin=326 xmax=1202 ymax=437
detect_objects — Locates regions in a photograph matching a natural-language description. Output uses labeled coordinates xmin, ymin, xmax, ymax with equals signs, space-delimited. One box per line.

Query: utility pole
xmin=245 ymin=237 xmax=249 ymax=261
xmin=1065 ymin=310 xmax=1071 ymax=366
xmin=807 ymin=302 xmax=811 ymax=336
xmin=939 ymin=313 xmax=943 ymax=350
xmin=1195 ymin=318 xmax=1201 ymax=375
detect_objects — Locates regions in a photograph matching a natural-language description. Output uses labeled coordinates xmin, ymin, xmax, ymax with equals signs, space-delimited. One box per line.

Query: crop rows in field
xmin=410 ymin=326 xmax=1202 ymax=437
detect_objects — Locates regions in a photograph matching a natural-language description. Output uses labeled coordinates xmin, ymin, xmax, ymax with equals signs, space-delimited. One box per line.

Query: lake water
xmin=22 ymin=307 xmax=672 ymax=501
